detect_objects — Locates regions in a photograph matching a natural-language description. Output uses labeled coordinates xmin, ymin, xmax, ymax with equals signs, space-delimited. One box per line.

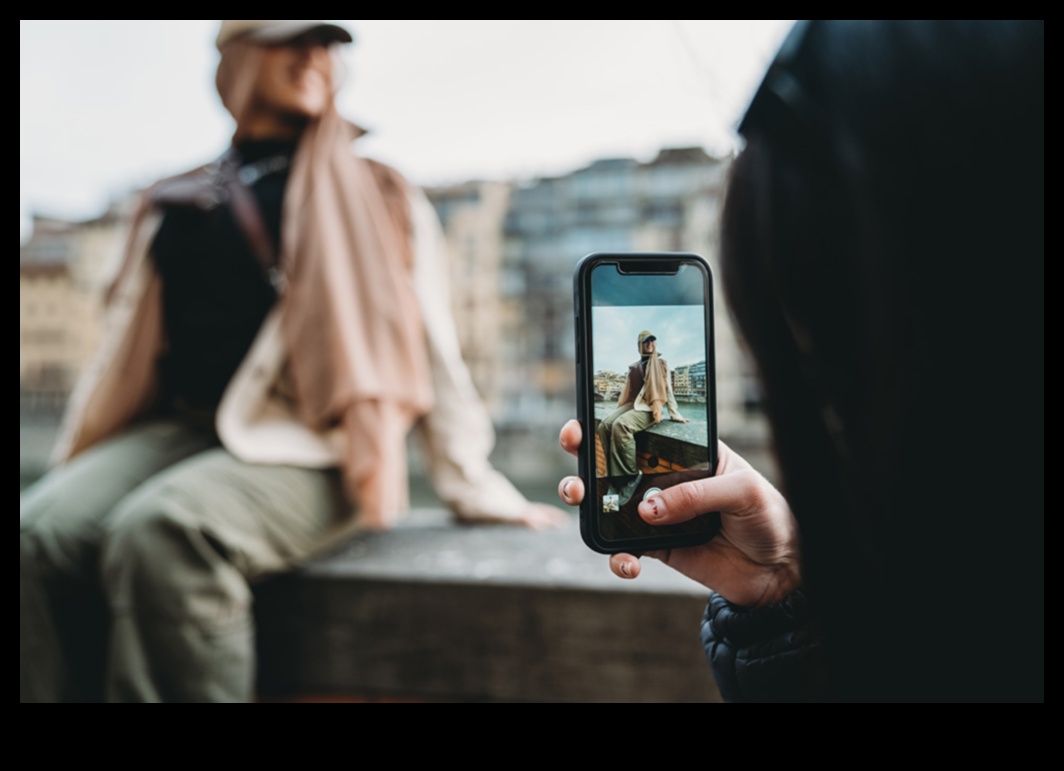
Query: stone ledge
xmin=254 ymin=508 xmax=722 ymax=703
xmin=595 ymin=402 xmax=707 ymax=443
xmin=594 ymin=404 xmax=712 ymax=475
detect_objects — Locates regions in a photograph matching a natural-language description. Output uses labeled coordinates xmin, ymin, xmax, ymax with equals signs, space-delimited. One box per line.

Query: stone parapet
xmin=254 ymin=509 xmax=721 ymax=703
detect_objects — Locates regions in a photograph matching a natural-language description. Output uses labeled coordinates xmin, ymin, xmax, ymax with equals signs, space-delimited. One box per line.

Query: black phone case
xmin=573 ymin=252 xmax=721 ymax=554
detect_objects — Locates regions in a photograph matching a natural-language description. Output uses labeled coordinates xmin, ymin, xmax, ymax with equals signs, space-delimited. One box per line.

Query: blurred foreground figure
xmin=21 ymin=20 xmax=563 ymax=703
xmin=560 ymin=20 xmax=1043 ymax=702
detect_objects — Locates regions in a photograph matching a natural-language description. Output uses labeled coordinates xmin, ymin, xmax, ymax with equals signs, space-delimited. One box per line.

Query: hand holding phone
xmin=573 ymin=252 xmax=721 ymax=554
xmin=558 ymin=421 xmax=802 ymax=609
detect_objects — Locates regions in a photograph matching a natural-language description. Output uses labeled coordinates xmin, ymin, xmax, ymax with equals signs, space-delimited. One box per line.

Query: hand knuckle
xmin=736 ymin=470 xmax=769 ymax=511
xmin=670 ymin=483 xmax=702 ymax=513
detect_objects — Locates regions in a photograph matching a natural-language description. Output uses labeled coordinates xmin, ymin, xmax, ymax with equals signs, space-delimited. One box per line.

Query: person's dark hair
xmin=721 ymin=20 xmax=1043 ymax=702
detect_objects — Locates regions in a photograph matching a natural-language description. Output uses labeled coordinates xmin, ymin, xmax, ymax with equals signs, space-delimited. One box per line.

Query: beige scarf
xmin=641 ymin=352 xmax=669 ymax=424
xmin=217 ymin=42 xmax=434 ymax=528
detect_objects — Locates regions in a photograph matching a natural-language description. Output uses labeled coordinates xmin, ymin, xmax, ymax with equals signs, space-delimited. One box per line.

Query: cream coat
xmin=51 ymin=188 xmax=530 ymax=526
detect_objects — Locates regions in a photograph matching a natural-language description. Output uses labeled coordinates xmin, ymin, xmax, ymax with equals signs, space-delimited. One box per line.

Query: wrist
xmin=714 ymin=555 xmax=802 ymax=610
xmin=755 ymin=562 xmax=802 ymax=609
xmin=706 ymin=542 xmax=800 ymax=608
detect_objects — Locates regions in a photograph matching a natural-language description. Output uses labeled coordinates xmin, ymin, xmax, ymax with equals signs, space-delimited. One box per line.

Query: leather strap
xmin=217 ymin=149 xmax=287 ymax=293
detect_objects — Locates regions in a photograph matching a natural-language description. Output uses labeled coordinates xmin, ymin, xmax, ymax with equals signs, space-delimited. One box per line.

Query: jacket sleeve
xmin=406 ymin=188 xmax=531 ymax=524
xmin=701 ymin=590 xmax=828 ymax=703
xmin=662 ymin=360 xmax=684 ymax=420
xmin=49 ymin=200 xmax=166 ymax=466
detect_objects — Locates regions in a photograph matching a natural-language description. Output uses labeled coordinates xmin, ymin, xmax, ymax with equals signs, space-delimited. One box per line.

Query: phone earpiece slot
xmin=616 ymin=260 xmax=681 ymax=275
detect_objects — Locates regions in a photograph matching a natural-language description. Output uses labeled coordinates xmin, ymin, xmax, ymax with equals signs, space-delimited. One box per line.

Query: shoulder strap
xmin=217 ymin=149 xmax=286 ymax=293
xmin=149 ymin=150 xmax=285 ymax=293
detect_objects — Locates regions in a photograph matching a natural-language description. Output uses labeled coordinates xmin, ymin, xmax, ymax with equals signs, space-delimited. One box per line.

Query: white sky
xmin=20 ymin=20 xmax=794 ymax=244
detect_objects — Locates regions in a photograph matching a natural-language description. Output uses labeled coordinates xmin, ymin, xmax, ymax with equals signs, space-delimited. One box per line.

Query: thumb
xmin=638 ymin=469 xmax=774 ymax=525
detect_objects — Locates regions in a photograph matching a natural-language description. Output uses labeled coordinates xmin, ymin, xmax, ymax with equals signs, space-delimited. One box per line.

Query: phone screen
xmin=583 ymin=257 xmax=718 ymax=548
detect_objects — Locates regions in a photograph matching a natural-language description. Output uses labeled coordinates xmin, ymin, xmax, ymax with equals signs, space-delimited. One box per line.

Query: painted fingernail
xmin=642 ymin=498 xmax=660 ymax=520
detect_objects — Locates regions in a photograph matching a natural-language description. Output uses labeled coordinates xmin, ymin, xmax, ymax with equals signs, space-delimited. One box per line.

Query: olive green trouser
xmin=20 ymin=419 xmax=349 ymax=703
xmin=596 ymin=403 xmax=656 ymax=479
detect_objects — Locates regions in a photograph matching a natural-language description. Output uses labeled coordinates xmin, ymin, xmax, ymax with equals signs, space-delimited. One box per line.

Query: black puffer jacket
xmin=700 ymin=590 xmax=828 ymax=703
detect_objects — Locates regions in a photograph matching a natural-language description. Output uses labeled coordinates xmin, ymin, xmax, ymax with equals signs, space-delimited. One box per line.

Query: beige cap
xmin=216 ymin=20 xmax=354 ymax=50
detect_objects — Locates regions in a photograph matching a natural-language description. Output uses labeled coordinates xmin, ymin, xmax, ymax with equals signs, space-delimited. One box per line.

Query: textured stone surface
xmin=254 ymin=509 xmax=722 ymax=703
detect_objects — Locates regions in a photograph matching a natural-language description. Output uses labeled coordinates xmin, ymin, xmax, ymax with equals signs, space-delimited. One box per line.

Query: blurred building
xmin=494 ymin=146 xmax=766 ymax=473
xmin=19 ymin=206 xmax=128 ymax=414
xmin=423 ymin=180 xmax=513 ymax=414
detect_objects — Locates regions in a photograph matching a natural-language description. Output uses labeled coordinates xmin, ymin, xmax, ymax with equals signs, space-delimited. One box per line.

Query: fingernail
xmin=620 ymin=561 xmax=632 ymax=578
xmin=641 ymin=498 xmax=661 ymax=520
xmin=562 ymin=481 xmax=571 ymax=500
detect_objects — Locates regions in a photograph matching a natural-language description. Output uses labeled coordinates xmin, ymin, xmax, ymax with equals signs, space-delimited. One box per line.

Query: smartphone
xmin=573 ymin=252 xmax=720 ymax=554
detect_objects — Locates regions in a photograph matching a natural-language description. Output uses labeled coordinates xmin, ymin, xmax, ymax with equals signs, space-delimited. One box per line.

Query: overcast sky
xmin=593 ymin=305 xmax=707 ymax=374
xmin=20 ymin=20 xmax=794 ymax=244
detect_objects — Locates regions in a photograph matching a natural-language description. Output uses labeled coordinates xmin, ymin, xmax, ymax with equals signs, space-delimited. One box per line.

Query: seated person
xmin=597 ymin=330 xmax=689 ymax=505
xmin=20 ymin=19 xmax=564 ymax=704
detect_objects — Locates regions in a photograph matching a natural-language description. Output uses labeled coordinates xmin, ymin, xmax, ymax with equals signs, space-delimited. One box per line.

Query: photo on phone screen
xmin=575 ymin=253 xmax=719 ymax=552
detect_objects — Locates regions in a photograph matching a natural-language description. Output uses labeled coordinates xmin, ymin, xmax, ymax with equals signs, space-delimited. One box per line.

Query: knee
xmin=102 ymin=499 xmax=182 ymax=599
xmin=100 ymin=485 xmax=249 ymax=622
